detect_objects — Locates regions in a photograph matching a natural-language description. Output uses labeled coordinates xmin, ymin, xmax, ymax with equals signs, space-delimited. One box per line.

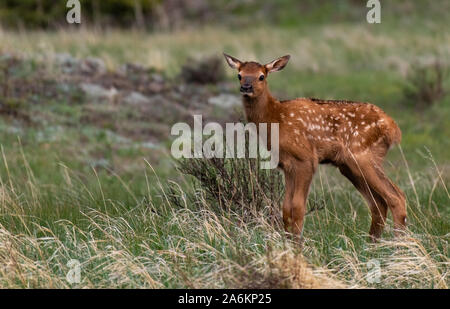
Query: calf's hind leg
xmin=338 ymin=164 xmax=388 ymax=241
xmin=339 ymin=156 xmax=407 ymax=240
xmin=370 ymin=163 xmax=407 ymax=235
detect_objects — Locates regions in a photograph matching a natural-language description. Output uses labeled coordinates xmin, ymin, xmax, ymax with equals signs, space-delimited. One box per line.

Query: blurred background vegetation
xmin=0 ymin=0 xmax=448 ymax=30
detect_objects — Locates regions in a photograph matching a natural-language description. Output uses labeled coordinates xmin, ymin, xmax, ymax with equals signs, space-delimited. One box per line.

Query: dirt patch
xmin=0 ymin=53 xmax=242 ymax=144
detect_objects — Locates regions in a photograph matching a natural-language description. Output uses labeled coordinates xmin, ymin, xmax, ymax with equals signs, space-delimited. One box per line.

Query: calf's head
xmin=223 ymin=53 xmax=290 ymax=98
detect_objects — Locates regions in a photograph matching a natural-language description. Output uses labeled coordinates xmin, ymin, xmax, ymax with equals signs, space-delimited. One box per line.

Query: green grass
xmin=0 ymin=8 xmax=449 ymax=288
xmin=0 ymin=148 xmax=447 ymax=288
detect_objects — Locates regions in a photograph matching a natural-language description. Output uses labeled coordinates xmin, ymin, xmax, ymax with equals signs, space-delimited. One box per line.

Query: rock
xmin=208 ymin=94 xmax=241 ymax=108
xmin=81 ymin=57 xmax=107 ymax=75
xmin=54 ymin=54 xmax=106 ymax=75
xmin=119 ymin=63 xmax=149 ymax=76
xmin=137 ymin=141 xmax=158 ymax=149
xmin=54 ymin=53 xmax=80 ymax=74
xmin=88 ymin=158 xmax=110 ymax=169
xmin=54 ymin=53 xmax=77 ymax=65
xmin=80 ymin=83 xmax=118 ymax=101
xmin=118 ymin=64 xmax=166 ymax=93
xmin=147 ymin=81 xmax=165 ymax=93
xmin=123 ymin=91 xmax=151 ymax=105
xmin=147 ymin=73 xmax=166 ymax=93
xmin=150 ymin=73 xmax=164 ymax=84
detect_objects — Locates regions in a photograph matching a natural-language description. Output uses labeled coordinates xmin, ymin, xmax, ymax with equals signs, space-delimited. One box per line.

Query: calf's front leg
xmin=282 ymin=160 xmax=315 ymax=239
xmin=282 ymin=171 xmax=294 ymax=232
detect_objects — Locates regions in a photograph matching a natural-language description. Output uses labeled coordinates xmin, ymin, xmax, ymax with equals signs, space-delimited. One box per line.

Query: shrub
xmin=180 ymin=56 xmax=225 ymax=84
xmin=175 ymin=156 xmax=284 ymax=224
xmin=402 ymin=59 xmax=448 ymax=109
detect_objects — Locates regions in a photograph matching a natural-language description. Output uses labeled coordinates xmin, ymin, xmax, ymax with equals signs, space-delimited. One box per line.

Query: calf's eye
xmin=259 ymin=75 xmax=265 ymax=81
xmin=238 ymin=74 xmax=242 ymax=80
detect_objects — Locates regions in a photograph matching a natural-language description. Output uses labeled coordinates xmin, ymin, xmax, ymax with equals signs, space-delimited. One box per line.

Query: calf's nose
xmin=240 ymin=84 xmax=253 ymax=93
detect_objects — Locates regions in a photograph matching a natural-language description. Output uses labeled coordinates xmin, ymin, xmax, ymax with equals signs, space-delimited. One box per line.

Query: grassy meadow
xmin=0 ymin=5 xmax=449 ymax=288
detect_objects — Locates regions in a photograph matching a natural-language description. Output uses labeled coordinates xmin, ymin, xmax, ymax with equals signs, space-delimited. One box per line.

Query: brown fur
xmin=224 ymin=53 xmax=407 ymax=241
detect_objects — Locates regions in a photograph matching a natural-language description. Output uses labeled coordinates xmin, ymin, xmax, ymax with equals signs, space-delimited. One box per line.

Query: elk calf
xmin=223 ymin=53 xmax=407 ymax=241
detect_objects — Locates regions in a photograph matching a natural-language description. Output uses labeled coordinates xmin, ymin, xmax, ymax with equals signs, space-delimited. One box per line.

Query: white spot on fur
xmin=297 ymin=118 xmax=306 ymax=126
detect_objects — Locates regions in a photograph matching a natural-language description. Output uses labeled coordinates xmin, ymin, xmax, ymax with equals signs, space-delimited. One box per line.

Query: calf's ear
xmin=265 ymin=55 xmax=291 ymax=73
xmin=223 ymin=53 xmax=242 ymax=70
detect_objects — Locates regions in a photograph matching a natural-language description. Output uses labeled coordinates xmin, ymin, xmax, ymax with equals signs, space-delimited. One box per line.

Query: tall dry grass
xmin=0 ymin=147 xmax=447 ymax=288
